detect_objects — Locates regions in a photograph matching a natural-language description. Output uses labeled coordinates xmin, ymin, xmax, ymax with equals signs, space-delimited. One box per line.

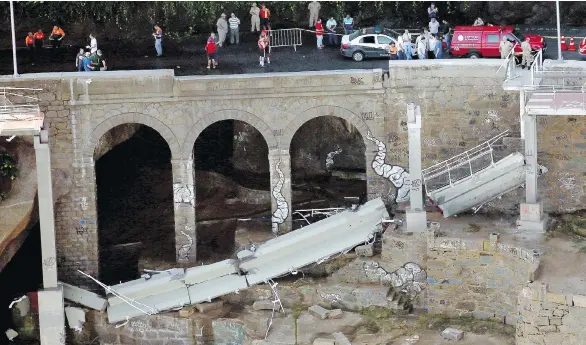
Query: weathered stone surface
xmin=441 ymin=327 xmax=464 ymax=341
xmin=328 ymin=309 xmax=343 ymax=319
xmin=573 ymin=295 xmax=586 ymax=308
xmin=195 ymin=301 xmax=224 ymax=313
xmin=308 ymin=305 xmax=330 ymax=320
xmin=355 ymin=243 xmax=374 ymax=257
xmin=252 ymin=300 xmax=275 ymax=311
xmin=332 ymin=332 xmax=352 ymax=345
xmin=316 ymin=284 xmax=391 ymax=311
xmin=313 ymin=338 xmax=335 ymax=345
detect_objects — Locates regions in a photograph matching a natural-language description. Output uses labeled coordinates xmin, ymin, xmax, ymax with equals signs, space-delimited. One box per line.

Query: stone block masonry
xmin=381 ymin=229 xmax=540 ymax=325
xmin=1 ymin=62 xmax=585 ymax=286
xmin=516 ymin=282 xmax=586 ymax=345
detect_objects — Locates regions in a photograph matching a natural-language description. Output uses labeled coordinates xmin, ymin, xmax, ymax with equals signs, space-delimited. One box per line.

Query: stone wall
xmin=425 ymin=233 xmax=540 ymax=325
xmin=381 ymin=229 xmax=540 ymax=325
xmin=516 ymin=282 xmax=586 ymax=345
xmin=86 ymin=311 xmax=250 ymax=345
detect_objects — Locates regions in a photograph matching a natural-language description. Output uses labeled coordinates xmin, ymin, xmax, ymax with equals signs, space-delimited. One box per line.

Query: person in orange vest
xmin=49 ymin=25 xmax=65 ymax=48
xmin=260 ymin=4 xmax=271 ymax=31
xmin=315 ymin=18 xmax=324 ymax=49
xmin=25 ymin=32 xmax=35 ymax=63
xmin=33 ymin=29 xmax=44 ymax=52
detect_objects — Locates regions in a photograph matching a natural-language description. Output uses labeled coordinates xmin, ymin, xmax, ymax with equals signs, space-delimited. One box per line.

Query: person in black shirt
xmin=442 ymin=20 xmax=452 ymax=51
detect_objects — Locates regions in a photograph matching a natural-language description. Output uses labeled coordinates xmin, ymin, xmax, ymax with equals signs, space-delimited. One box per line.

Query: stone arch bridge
xmin=20 ymin=69 xmax=400 ymax=284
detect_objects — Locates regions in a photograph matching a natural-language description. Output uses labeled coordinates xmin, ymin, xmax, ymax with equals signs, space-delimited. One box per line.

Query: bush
xmin=0 ymin=151 xmax=18 ymax=201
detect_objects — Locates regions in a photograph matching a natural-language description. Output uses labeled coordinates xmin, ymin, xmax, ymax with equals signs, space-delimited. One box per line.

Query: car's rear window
xmin=349 ymin=31 xmax=362 ymax=41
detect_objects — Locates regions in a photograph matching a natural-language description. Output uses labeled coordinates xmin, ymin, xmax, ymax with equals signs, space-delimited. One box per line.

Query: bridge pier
xmin=405 ymin=103 xmax=427 ymax=232
xmin=269 ymin=149 xmax=293 ymax=234
xmin=172 ymin=158 xmax=197 ymax=264
xmin=516 ymin=114 xmax=548 ymax=233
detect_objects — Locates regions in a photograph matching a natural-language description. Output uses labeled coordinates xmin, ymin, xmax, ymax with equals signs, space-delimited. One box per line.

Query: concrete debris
xmin=253 ymin=299 xmax=276 ymax=310
xmin=195 ymin=300 xmax=224 ymax=313
xmin=314 ymin=338 xmax=335 ymax=345
xmin=64 ymin=306 xmax=86 ymax=332
xmin=355 ymin=243 xmax=375 ymax=257
xmin=178 ymin=306 xmax=195 ymax=318
xmin=328 ymin=309 xmax=343 ymax=319
xmin=100 ymin=198 xmax=388 ymax=323
xmin=62 ymin=282 xmax=107 ymax=311
xmin=10 ymin=295 xmax=30 ymax=317
xmin=441 ymin=327 xmax=464 ymax=341
xmin=243 ymin=340 xmax=271 ymax=345
xmin=308 ymin=305 xmax=330 ymax=320
xmin=403 ymin=335 xmax=420 ymax=344
xmin=332 ymin=332 xmax=352 ymax=345
xmin=5 ymin=329 xmax=18 ymax=341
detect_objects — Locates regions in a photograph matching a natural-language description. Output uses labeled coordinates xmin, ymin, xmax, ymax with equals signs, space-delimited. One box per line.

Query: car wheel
xmin=352 ymin=51 xmax=364 ymax=62
xmin=468 ymin=52 xmax=481 ymax=59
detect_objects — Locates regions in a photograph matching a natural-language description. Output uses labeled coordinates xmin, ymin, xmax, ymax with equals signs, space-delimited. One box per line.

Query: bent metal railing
xmin=0 ymin=87 xmax=42 ymax=122
xmin=267 ymin=28 xmax=303 ymax=53
xmin=422 ymin=130 xmax=510 ymax=194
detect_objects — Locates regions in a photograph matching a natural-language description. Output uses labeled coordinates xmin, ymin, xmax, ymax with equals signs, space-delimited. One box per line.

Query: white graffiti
xmin=487 ymin=109 xmax=500 ymax=121
xmin=173 ymin=183 xmax=195 ymax=208
xmin=177 ymin=229 xmax=193 ymax=261
xmin=325 ymin=147 xmax=342 ymax=171
xmin=363 ymin=261 xmax=427 ymax=298
xmin=271 ymin=158 xmax=289 ymax=234
xmin=423 ymin=138 xmax=437 ymax=147
xmin=366 ymin=131 xmax=410 ymax=203
xmin=79 ymin=197 xmax=88 ymax=211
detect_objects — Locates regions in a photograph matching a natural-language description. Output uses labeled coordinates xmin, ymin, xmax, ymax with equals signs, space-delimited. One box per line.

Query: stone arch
xmin=181 ymin=109 xmax=278 ymax=160
xmin=82 ymin=112 xmax=181 ymax=160
xmin=281 ymin=105 xmax=371 ymax=151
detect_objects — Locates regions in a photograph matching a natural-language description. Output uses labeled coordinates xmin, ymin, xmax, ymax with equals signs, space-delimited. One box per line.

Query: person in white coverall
xmin=216 ymin=13 xmax=228 ymax=47
xmin=521 ymin=37 xmax=533 ymax=69
xmin=308 ymin=1 xmax=321 ymax=28
xmin=250 ymin=3 xmax=261 ymax=33
xmin=499 ymin=36 xmax=513 ymax=59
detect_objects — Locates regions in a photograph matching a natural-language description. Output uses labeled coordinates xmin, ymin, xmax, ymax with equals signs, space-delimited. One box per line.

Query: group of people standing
xmin=74 ymin=33 xmax=107 ymax=72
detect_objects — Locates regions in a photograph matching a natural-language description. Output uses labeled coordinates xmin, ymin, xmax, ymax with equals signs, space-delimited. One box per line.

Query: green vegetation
xmin=290 ymin=304 xmax=305 ymax=345
xmin=413 ymin=314 xmax=515 ymax=337
xmin=0 ymin=151 xmax=18 ymax=201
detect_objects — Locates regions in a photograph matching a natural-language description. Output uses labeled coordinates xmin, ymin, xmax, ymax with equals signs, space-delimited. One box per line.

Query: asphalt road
xmin=0 ymin=28 xmax=583 ymax=77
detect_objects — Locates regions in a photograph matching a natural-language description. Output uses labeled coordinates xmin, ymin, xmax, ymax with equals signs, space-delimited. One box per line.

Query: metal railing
xmin=422 ymin=130 xmax=510 ymax=194
xmin=523 ymin=84 xmax=586 ymax=113
xmin=500 ymin=43 xmax=520 ymax=82
xmin=529 ymin=48 xmax=543 ymax=86
xmin=293 ymin=207 xmax=346 ymax=225
xmin=0 ymin=87 xmax=42 ymax=121
xmin=267 ymin=28 xmax=303 ymax=53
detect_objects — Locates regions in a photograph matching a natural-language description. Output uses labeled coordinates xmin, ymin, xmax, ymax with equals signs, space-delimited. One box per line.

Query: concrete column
xmin=269 ymin=149 xmax=292 ymax=234
xmin=524 ymin=115 xmax=539 ymax=203
xmin=516 ymin=114 xmax=547 ymax=233
xmin=519 ymin=89 xmax=526 ymax=140
xmin=38 ymin=285 xmax=65 ymax=345
xmin=171 ymin=158 xmax=197 ymax=264
xmin=405 ymin=103 xmax=427 ymax=232
xmin=34 ymin=131 xmax=58 ymax=288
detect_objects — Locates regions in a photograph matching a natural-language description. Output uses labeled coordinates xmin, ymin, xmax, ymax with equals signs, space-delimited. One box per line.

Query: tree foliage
xmin=0 ymin=1 xmax=584 ymax=44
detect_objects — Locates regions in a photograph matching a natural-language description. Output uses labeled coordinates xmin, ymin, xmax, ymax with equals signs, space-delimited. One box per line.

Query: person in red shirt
xmin=260 ymin=4 xmax=271 ymax=31
xmin=315 ymin=18 xmax=324 ymax=49
xmin=205 ymin=34 xmax=218 ymax=69
xmin=258 ymin=29 xmax=270 ymax=67
xmin=25 ymin=32 xmax=35 ymax=63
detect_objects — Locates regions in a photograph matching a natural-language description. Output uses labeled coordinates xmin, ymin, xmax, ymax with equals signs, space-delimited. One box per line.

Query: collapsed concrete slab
xmin=107 ymin=268 xmax=190 ymax=323
xmin=102 ymin=198 xmax=388 ymax=324
xmin=61 ymin=282 xmax=107 ymax=311
xmin=64 ymin=306 xmax=85 ymax=332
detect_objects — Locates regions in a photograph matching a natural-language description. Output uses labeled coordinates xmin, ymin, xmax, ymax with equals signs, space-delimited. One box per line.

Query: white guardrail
xmin=0 ymin=87 xmax=42 ymax=121
xmin=422 ymin=130 xmax=510 ymax=194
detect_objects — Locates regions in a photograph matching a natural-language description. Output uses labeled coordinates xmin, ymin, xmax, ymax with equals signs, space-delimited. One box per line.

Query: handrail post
xmin=465 ymin=152 xmax=473 ymax=177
